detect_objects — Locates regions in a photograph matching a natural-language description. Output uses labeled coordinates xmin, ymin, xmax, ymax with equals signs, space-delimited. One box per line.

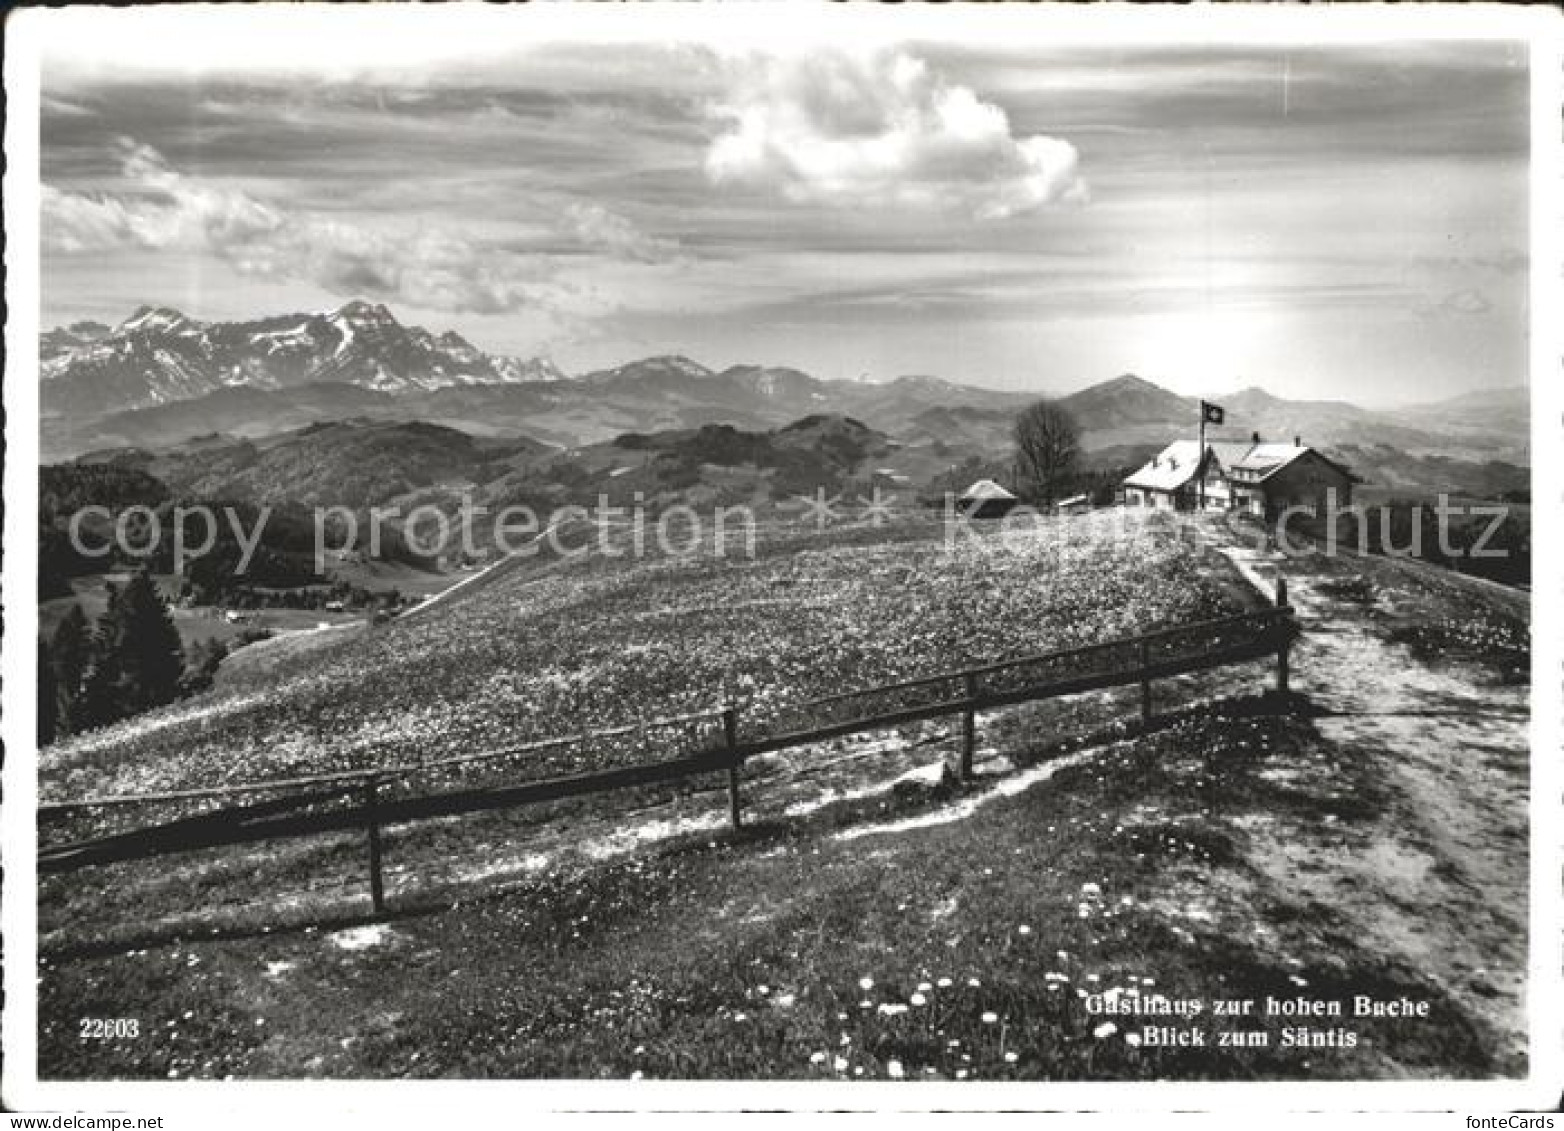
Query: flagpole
xmin=1198 ymin=401 xmax=1206 ymax=512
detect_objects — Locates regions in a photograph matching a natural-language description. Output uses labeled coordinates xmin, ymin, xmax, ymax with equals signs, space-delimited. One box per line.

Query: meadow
xmin=39 ymin=510 xmax=1244 ymax=804
xmin=39 ymin=698 xmax=1503 ymax=1081
xmin=36 ymin=507 xmax=1529 ymax=1081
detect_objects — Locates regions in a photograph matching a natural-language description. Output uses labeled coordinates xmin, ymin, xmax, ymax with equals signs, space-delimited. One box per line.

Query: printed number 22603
xmin=79 ymin=1017 xmax=140 ymax=1040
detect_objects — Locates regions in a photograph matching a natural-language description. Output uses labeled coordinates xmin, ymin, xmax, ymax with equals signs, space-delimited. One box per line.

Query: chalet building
xmin=1120 ymin=440 xmax=1241 ymax=511
xmin=956 ymin=478 xmax=1020 ymax=519
xmin=1226 ymin=437 xmax=1357 ymax=519
xmin=1122 ymin=435 xmax=1355 ymax=518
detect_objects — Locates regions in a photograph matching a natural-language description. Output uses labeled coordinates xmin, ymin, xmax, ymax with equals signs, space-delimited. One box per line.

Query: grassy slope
xmin=39 ymin=511 xmax=1240 ymax=801
xmin=40 ymin=698 xmax=1503 ymax=1081
xmin=36 ymin=512 xmax=1528 ymax=1081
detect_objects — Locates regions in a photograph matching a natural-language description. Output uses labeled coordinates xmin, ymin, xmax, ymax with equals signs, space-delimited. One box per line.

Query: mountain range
xmin=41 ymin=303 xmax=1529 ymax=495
xmin=41 ymin=301 xmax=565 ymax=420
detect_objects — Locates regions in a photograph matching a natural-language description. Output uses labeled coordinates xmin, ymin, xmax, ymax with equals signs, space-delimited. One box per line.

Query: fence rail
xmin=38 ymin=580 xmax=1298 ymax=917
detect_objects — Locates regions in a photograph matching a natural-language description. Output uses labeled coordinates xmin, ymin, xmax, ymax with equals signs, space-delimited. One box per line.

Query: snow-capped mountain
xmin=40 ymin=301 xmax=566 ymax=417
xmin=577 ymin=354 xmax=718 ymax=389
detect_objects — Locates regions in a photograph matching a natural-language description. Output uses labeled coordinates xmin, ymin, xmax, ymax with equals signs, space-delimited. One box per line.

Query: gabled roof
xmin=1232 ymin=443 xmax=1358 ymax=483
xmin=958 ymin=478 xmax=1017 ymax=501
xmin=1125 ymin=438 xmax=1356 ymax=492
xmin=1231 ymin=442 xmax=1307 ymax=474
xmin=1208 ymin=441 xmax=1255 ymax=468
xmin=1122 ymin=440 xmax=1210 ymax=492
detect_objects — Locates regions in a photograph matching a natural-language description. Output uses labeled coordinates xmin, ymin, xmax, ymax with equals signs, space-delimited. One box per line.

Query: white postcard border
xmin=3 ymin=2 xmax=1560 ymax=1118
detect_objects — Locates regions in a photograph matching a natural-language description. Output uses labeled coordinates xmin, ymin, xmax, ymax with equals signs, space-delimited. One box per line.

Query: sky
xmin=32 ymin=7 xmax=1533 ymax=407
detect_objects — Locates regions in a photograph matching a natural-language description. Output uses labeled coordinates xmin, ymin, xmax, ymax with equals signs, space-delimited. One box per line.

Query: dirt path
xmin=1209 ymin=526 xmax=1530 ymax=1071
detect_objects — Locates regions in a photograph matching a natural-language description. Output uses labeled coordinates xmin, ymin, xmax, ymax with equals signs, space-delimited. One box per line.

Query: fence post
xmin=364 ymin=775 xmax=386 ymax=915
xmin=1139 ymin=638 xmax=1152 ymax=721
xmin=1275 ymin=576 xmax=1291 ymax=694
xmin=960 ymin=673 xmax=977 ymax=781
xmin=724 ymin=707 xmax=742 ymax=830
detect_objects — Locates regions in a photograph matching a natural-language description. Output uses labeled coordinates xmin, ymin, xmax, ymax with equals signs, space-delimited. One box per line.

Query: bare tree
xmin=1012 ymin=399 xmax=1081 ymax=506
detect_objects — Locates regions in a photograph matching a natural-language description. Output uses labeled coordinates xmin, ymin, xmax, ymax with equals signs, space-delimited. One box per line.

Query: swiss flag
xmin=1201 ymin=400 xmax=1225 ymax=425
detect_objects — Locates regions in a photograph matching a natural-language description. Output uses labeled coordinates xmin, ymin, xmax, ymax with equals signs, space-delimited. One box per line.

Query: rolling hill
xmin=101 ymin=421 xmax=554 ymax=510
xmin=75 ymin=414 xmax=914 ymax=524
xmin=40 ymin=303 xmax=1529 ymax=502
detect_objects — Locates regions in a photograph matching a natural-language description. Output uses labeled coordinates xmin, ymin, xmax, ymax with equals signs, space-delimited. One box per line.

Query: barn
xmin=956 ymin=479 xmax=1020 ymax=519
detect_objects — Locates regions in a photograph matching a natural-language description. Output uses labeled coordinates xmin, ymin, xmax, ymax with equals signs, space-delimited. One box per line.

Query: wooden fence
xmin=38 ymin=580 xmax=1297 ymax=915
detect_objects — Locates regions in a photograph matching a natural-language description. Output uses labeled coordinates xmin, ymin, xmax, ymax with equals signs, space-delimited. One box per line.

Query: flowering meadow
xmin=40 ymin=698 xmax=1507 ymax=1081
xmin=40 ymin=510 xmax=1245 ymax=805
xmin=37 ymin=510 xmax=1527 ymax=1081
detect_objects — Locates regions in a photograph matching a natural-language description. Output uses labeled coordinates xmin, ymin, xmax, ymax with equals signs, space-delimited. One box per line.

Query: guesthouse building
xmin=1120 ymin=440 xmax=1243 ymax=512
xmin=1225 ymin=438 xmax=1357 ymax=520
xmin=1122 ymin=436 xmax=1355 ymax=518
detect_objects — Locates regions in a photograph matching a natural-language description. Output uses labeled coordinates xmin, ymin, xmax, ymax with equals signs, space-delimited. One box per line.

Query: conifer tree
xmin=77 ymin=582 xmax=124 ymax=729
xmin=112 ymin=570 xmax=186 ymax=714
xmin=49 ymin=604 xmax=91 ymax=736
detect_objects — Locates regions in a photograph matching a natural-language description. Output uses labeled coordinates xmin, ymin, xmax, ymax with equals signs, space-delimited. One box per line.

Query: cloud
xmin=227 ymin=219 xmax=560 ymax=316
xmin=705 ymin=49 xmax=1087 ymax=220
xmin=1442 ymin=288 xmax=1493 ymax=315
xmin=41 ymin=186 xmax=146 ymax=252
xmin=41 ymin=94 xmax=97 ymax=118
xmin=43 ymin=138 xmax=288 ymax=254
xmin=563 ymin=202 xmax=679 ymax=264
xmin=40 ymin=139 xmax=625 ymax=317
xmin=1415 ymin=287 xmax=1493 ymax=319
xmin=1411 ymin=249 xmax=1528 ymax=277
